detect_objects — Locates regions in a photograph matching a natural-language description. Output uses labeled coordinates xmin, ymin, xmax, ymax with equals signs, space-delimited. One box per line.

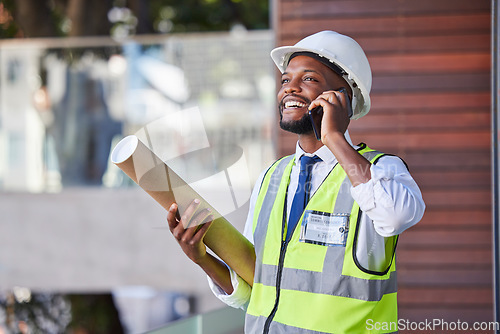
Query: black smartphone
xmin=308 ymin=88 xmax=353 ymax=141
xmin=308 ymin=106 xmax=323 ymax=141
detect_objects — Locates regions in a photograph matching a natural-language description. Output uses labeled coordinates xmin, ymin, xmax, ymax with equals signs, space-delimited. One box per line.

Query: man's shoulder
xmin=357 ymin=143 xmax=409 ymax=171
xmin=254 ymin=155 xmax=295 ymax=189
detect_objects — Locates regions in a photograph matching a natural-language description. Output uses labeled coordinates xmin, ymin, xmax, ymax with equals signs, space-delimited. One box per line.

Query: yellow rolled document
xmin=111 ymin=135 xmax=255 ymax=286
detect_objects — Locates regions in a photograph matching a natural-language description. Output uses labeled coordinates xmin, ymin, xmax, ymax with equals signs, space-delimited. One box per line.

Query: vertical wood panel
xmin=273 ymin=0 xmax=493 ymax=331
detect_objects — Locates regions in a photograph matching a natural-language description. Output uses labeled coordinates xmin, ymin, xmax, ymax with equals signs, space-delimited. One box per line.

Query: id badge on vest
xmin=299 ymin=210 xmax=349 ymax=247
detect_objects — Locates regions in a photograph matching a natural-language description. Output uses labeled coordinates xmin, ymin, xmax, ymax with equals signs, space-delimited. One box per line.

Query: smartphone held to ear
xmin=308 ymin=106 xmax=323 ymax=141
xmin=308 ymin=87 xmax=353 ymax=141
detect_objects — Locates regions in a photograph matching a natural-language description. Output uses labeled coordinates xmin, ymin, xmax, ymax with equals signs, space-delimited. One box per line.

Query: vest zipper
xmin=263 ymin=238 xmax=288 ymax=334
xmin=263 ymin=202 xmax=291 ymax=334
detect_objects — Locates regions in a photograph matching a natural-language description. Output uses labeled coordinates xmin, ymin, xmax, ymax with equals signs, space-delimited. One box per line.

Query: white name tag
xmin=299 ymin=210 xmax=349 ymax=247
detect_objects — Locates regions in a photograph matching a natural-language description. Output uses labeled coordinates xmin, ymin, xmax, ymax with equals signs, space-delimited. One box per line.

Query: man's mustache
xmin=279 ymin=94 xmax=312 ymax=114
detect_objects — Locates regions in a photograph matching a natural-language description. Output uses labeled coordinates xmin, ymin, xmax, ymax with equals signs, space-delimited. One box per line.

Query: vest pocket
xmin=352 ymin=209 xmax=398 ymax=276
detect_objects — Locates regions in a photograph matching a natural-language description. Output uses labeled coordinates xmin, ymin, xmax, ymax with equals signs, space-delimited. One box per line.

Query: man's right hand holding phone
xmin=308 ymin=87 xmax=353 ymax=143
xmin=309 ymin=87 xmax=373 ymax=187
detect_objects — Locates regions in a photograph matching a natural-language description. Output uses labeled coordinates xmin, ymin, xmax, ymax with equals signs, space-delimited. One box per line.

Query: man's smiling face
xmin=278 ymin=55 xmax=349 ymax=134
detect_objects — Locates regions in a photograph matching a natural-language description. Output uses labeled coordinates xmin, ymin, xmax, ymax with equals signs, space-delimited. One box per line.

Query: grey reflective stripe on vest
xmin=253 ymin=156 xmax=293 ymax=284
xmin=363 ymin=150 xmax=383 ymax=163
xmin=259 ymin=263 xmax=397 ymax=301
xmin=245 ymin=314 xmax=399 ymax=334
xmin=246 ymin=314 xmax=334 ymax=334
xmin=252 ymin=150 xmax=396 ymax=302
xmin=333 ymin=174 xmax=355 ymax=213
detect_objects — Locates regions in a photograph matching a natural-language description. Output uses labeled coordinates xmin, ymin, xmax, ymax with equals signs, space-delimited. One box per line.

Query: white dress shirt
xmin=208 ymin=133 xmax=426 ymax=309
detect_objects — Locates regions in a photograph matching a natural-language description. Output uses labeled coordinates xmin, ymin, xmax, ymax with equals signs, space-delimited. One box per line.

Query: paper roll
xmin=111 ymin=135 xmax=255 ymax=286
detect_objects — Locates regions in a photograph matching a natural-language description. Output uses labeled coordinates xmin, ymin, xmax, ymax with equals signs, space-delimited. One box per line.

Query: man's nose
xmin=284 ymin=79 xmax=301 ymax=94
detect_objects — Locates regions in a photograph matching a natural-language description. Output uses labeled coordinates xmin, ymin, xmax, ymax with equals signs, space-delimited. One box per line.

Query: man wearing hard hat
xmin=168 ymin=31 xmax=425 ymax=333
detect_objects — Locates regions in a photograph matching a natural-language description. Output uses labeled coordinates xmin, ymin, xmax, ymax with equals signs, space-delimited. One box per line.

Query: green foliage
xmin=149 ymin=0 xmax=269 ymax=32
xmin=0 ymin=0 xmax=20 ymax=38
xmin=0 ymin=0 xmax=269 ymax=39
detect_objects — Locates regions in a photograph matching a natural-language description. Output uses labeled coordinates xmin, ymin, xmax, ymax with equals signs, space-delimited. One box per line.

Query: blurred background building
xmin=0 ymin=30 xmax=275 ymax=333
xmin=0 ymin=0 xmax=499 ymax=333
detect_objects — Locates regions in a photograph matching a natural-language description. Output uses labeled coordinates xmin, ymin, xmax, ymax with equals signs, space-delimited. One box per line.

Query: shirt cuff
xmin=350 ymin=163 xmax=395 ymax=212
xmin=207 ymin=267 xmax=251 ymax=310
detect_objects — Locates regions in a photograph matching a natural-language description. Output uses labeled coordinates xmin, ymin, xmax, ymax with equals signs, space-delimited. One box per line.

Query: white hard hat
xmin=271 ymin=31 xmax=372 ymax=119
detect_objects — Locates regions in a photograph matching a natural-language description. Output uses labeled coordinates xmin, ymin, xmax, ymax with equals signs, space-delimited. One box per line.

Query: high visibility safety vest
xmin=246 ymin=144 xmax=399 ymax=334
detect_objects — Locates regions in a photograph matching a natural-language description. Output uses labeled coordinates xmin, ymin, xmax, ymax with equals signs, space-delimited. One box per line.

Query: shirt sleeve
xmin=350 ymin=155 xmax=425 ymax=237
xmin=207 ymin=264 xmax=252 ymax=310
xmin=206 ymin=169 xmax=265 ymax=308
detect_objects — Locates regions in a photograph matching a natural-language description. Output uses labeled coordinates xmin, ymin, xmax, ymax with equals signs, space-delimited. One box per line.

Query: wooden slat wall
xmin=274 ymin=0 xmax=493 ymax=330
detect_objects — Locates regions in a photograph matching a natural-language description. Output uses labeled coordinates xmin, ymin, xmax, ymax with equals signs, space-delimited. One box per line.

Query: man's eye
xmin=304 ymin=77 xmax=316 ymax=81
xmin=281 ymin=78 xmax=289 ymax=84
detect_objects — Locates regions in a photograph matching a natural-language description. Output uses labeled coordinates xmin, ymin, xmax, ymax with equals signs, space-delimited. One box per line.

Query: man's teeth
xmin=284 ymin=101 xmax=307 ymax=109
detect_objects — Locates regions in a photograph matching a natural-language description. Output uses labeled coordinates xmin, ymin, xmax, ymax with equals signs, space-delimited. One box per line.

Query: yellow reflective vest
xmin=246 ymin=144 xmax=399 ymax=334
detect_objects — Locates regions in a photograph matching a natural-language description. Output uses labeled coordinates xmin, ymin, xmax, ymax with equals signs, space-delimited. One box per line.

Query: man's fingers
xmin=181 ymin=213 xmax=213 ymax=244
xmin=181 ymin=223 xmax=198 ymax=242
xmin=180 ymin=199 xmax=201 ymax=228
xmin=167 ymin=203 xmax=179 ymax=230
xmin=181 ymin=208 xmax=210 ymax=238
xmin=168 ymin=200 xmax=210 ymax=242
xmin=310 ymin=90 xmax=350 ymax=120
xmin=309 ymin=91 xmax=341 ymax=111
xmin=308 ymin=97 xmax=328 ymax=111
xmin=186 ymin=208 xmax=212 ymax=229
xmin=190 ymin=217 xmax=214 ymax=244
xmin=318 ymin=90 xmax=344 ymax=105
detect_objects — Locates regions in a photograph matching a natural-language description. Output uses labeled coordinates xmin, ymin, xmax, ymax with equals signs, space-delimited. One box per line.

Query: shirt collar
xmin=294 ymin=130 xmax=356 ymax=166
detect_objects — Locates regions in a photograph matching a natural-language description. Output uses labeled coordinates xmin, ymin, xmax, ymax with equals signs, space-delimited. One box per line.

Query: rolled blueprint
xmin=111 ymin=135 xmax=255 ymax=286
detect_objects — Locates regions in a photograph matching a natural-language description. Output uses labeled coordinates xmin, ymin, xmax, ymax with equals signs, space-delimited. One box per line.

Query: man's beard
xmin=279 ymin=105 xmax=314 ymax=135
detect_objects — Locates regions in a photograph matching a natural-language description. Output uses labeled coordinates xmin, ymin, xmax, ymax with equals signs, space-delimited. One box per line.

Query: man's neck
xmin=297 ymin=133 xmax=324 ymax=153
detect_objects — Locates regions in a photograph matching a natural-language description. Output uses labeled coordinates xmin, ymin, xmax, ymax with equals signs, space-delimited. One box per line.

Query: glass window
xmin=0 ymin=31 xmax=276 ymax=193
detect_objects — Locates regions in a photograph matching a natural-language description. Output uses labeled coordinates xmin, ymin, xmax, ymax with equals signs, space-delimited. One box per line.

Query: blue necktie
xmin=286 ymin=155 xmax=321 ymax=241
